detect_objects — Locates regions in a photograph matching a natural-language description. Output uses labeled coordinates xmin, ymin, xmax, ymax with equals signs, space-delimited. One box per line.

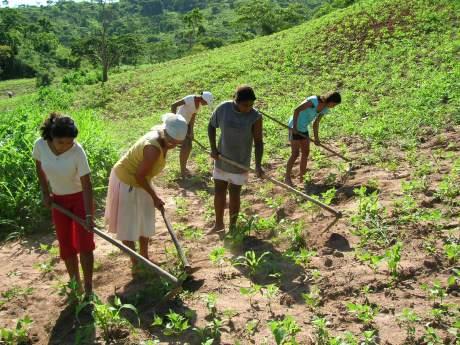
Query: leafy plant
xmin=346 ymin=302 xmax=379 ymax=326
xmin=312 ymin=317 xmax=330 ymax=345
xmin=443 ymin=242 xmax=459 ymax=264
xmin=423 ymin=327 xmax=443 ymax=345
xmin=153 ymin=309 xmax=190 ymax=336
xmin=355 ymin=250 xmax=384 ymax=272
xmin=385 ymin=241 xmax=403 ymax=281
xmin=209 ymin=247 xmax=227 ymax=277
xmin=397 ymin=308 xmax=420 ymax=341
xmin=421 ymin=280 xmax=447 ymax=305
xmin=302 ymin=286 xmax=321 ymax=311
xmin=262 ymin=284 xmax=279 ymax=315
xmin=233 ymin=250 xmax=270 ymax=278
xmin=0 ymin=316 xmax=33 ymax=344
xmin=92 ymin=295 xmax=139 ymax=342
xmin=268 ymin=315 xmax=301 ymax=345
xmin=240 ymin=284 xmax=262 ymax=308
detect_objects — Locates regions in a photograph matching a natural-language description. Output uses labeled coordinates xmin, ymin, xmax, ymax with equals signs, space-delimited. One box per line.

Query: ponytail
xmin=40 ymin=112 xmax=78 ymax=140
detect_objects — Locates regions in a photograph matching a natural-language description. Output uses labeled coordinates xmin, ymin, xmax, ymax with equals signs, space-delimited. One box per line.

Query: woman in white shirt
xmin=33 ymin=113 xmax=95 ymax=297
xmin=171 ymin=91 xmax=213 ymax=178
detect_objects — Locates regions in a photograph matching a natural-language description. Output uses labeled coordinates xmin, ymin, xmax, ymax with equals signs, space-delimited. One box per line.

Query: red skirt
xmin=52 ymin=192 xmax=95 ymax=260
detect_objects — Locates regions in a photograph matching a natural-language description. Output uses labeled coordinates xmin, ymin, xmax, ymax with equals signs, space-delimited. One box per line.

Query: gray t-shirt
xmin=209 ymin=101 xmax=262 ymax=174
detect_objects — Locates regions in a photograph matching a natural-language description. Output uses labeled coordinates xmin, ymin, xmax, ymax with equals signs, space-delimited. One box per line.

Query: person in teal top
xmin=285 ymin=91 xmax=341 ymax=186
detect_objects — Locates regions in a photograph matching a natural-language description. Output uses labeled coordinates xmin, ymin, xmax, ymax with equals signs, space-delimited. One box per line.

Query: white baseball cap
xmin=201 ymin=91 xmax=213 ymax=106
xmin=162 ymin=113 xmax=188 ymax=141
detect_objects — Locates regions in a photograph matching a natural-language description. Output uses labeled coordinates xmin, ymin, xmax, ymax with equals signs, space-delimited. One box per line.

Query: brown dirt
xmin=1 ymin=127 xmax=459 ymax=344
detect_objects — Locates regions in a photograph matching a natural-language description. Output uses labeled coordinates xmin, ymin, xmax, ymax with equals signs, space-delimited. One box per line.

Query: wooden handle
xmin=260 ymin=110 xmax=351 ymax=163
xmin=192 ymin=139 xmax=341 ymax=217
xmin=160 ymin=209 xmax=192 ymax=272
xmin=52 ymin=202 xmax=179 ymax=284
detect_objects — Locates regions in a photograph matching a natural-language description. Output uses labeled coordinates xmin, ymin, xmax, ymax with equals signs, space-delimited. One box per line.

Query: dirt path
xmin=1 ymin=127 xmax=459 ymax=344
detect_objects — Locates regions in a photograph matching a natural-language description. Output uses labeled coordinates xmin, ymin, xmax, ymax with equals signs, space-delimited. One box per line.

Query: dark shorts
xmin=289 ymin=130 xmax=309 ymax=141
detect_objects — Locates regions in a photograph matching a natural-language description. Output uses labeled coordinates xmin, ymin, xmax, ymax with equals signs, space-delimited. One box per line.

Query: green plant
xmin=443 ymin=242 xmax=460 ymax=264
xmin=385 ymin=241 xmax=403 ymax=281
xmin=0 ymin=316 xmax=33 ymax=344
xmin=245 ymin=319 xmax=259 ymax=336
xmin=268 ymin=315 xmax=301 ymax=345
xmin=262 ymin=284 xmax=279 ymax=315
xmin=233 ymin=250 xmax=270 ymax=278
xmin=447 ymin=268 xmax=459 ymax=288
xmin=355 ymin=250 xmax=384 ymax=272
xmin=209 ymin=247 xmax=227 ymax=277
xmin=240 ymin=284 xmax=262 ymax=308
xmin=152 ymin=309 xmax=190 ymax=336
xmin=421 ymin=280 xmax=447 ymax=305
xmin=92 ymin=295 xmax=139 ymax=342
xmin=321 ymin=187 xmax=337 ymax=205
xmin=302 ymin=286 xmax=321 ymax=310
xmin=423 ymin=327 xmax=443 ymax=345
xmin=283 ymin=221 xmax=306 ymax=249
xmin=203 ymin=293 xmax=218 ymax=318
xmin=397 ymin=308 xmax=420 ymax=341
xmin=346 ymin=302 xmax=379 ymax=325
xmin=174 ymin=196 xmax=188 ymax=218
xmin=312 ymin=317 xmax=330 ymax=345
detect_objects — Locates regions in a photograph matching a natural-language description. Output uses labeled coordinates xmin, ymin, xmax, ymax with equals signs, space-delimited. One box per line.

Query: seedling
xmin=268 ymin=315 xmax=301 ymax=345
xmin=397 ymin=308 xmax=420 ymax=341
xmin=240 ymin=284 xmax=262 ymax=308
xmin=355 ymin=250 xmax=383 ymax=272
xmin=346 ymin=302 xmax=379 ymax=326
xmin=312 ymin=317 xmax=330 ymax=345
xmin=245 ymin=319 xmax=259 ymax=336
xmin=302 ymin=286 xmax=321 ymax=310
xmin=447 ymin=268 xmax=459 ymax=288
xmin=262 ymin=284 xmax=279 ymax=315
xmin=421 ymin=280 xmax=447 ymax=305
xmin=153 ymin=309 xmax=190 ymax=336
xmin=203 ymin=293 xmax=218 ymax=318
xmin=385 ymin=241 xmax=402 ymax=282
xmin=209 ymin=247 xmax=227 ymax=278
xmin=423 ymin=327 xmax=443 ymax=345
xmin=174 ymin=196 xmax=188 ymax=218
xmin=92 ymin=295 xmax=139 ymax=342
xmin=0 ymin=316 xmax=33 ymax=344
xmin=233 ymin=250 xmax=270 ymax=278
xmin=443 ymin=242 xmax=459 ymax=264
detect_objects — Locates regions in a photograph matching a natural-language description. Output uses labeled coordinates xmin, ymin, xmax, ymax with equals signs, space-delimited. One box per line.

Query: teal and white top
xmin=288 ymin=96 xmax=330 ymax=133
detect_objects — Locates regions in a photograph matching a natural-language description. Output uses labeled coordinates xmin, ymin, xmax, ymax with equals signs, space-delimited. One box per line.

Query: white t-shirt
xmin=32 ymin=138 xmax=91 ymax=195
xmin=177 ymin=95 xmax=198 ymax=124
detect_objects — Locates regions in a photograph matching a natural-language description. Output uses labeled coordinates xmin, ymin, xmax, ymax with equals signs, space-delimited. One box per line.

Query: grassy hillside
xmin=0 ymin=0 xmax=459 ymax=343
xmin=73 ymin=0 xmax=458 ymax=154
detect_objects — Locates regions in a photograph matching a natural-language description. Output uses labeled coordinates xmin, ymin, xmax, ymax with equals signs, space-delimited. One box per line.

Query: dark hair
xmin=319 ymin=91 xmax=341 ymax=104
xmin=40 ymin=113 xmax=78 ymax=140
xmin=234 ymin=85 xmax=256 ymax=103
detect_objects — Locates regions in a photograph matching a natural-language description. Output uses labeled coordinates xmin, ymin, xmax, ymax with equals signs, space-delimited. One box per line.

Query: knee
xmin=290 ymin=150 xmax=300 ymax=159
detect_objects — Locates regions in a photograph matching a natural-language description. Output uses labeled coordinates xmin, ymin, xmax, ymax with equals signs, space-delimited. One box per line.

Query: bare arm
xmin=208 ymin=122 xmax=219 ymax=159
xmin=312 ymin=114 xmax=323 ymax=144
xmin=80 ymin=174 xmax=94 ymax=228
xmin=292 ymin=100 xmax=313 ymax=132
xmin=35 ymin=160 xmax=51 ymax=208
xmin=135 ymin=145 xmax=165 ymax=210
xmin=252 ymin=117 xmax=264 ymax=177
xmin=171 ymin=99 xmax=186 ymax=114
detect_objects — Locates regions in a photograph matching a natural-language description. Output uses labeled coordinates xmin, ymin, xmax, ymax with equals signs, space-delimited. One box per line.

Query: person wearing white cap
xmin=104 ymin=113 xmax=188 ymax=270
xmin=171 ymin=91 xmax=213 ymax=178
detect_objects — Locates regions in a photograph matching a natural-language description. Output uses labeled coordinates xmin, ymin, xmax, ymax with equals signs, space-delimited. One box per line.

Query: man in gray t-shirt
xmin=208 ymin=85 xmax=264 ymax=233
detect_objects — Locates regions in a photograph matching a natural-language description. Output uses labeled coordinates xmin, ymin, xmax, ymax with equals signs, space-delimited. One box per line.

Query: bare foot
xmin=284 ymin=177 xmax=294 ymax=187
xmin=207 ymin=224 xmax=225 ymax=235
xmin=181 ymin=168 xmax=192 ymax=179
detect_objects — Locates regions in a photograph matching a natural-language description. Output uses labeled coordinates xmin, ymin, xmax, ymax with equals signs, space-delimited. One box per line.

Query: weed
xmin=447 ymin=268 xmax=459 ymax=288
xmin=245 ymin=319 xmax=259 ymax=336
xmin=355 ymin=250 xmax=384 ymax=272
xmin=174 ymin=196 xmax=189 ymax=218
xmin=283 ymin=221 xmax=306 ymax=250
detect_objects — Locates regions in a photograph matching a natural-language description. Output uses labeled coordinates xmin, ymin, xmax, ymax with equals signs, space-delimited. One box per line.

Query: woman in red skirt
xmin=33 ymin=113 xmax=95 ymax=297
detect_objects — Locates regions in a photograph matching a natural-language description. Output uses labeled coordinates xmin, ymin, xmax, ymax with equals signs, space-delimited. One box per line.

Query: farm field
xmin=0 ymin=0 xmax=459 ymax=344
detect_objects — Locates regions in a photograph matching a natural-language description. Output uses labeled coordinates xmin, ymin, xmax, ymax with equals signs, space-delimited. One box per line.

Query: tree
xmin=183 ymin=8 xmax=204 ymax=49
xmin=235 ymin=0 xmax=283 ymax=36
